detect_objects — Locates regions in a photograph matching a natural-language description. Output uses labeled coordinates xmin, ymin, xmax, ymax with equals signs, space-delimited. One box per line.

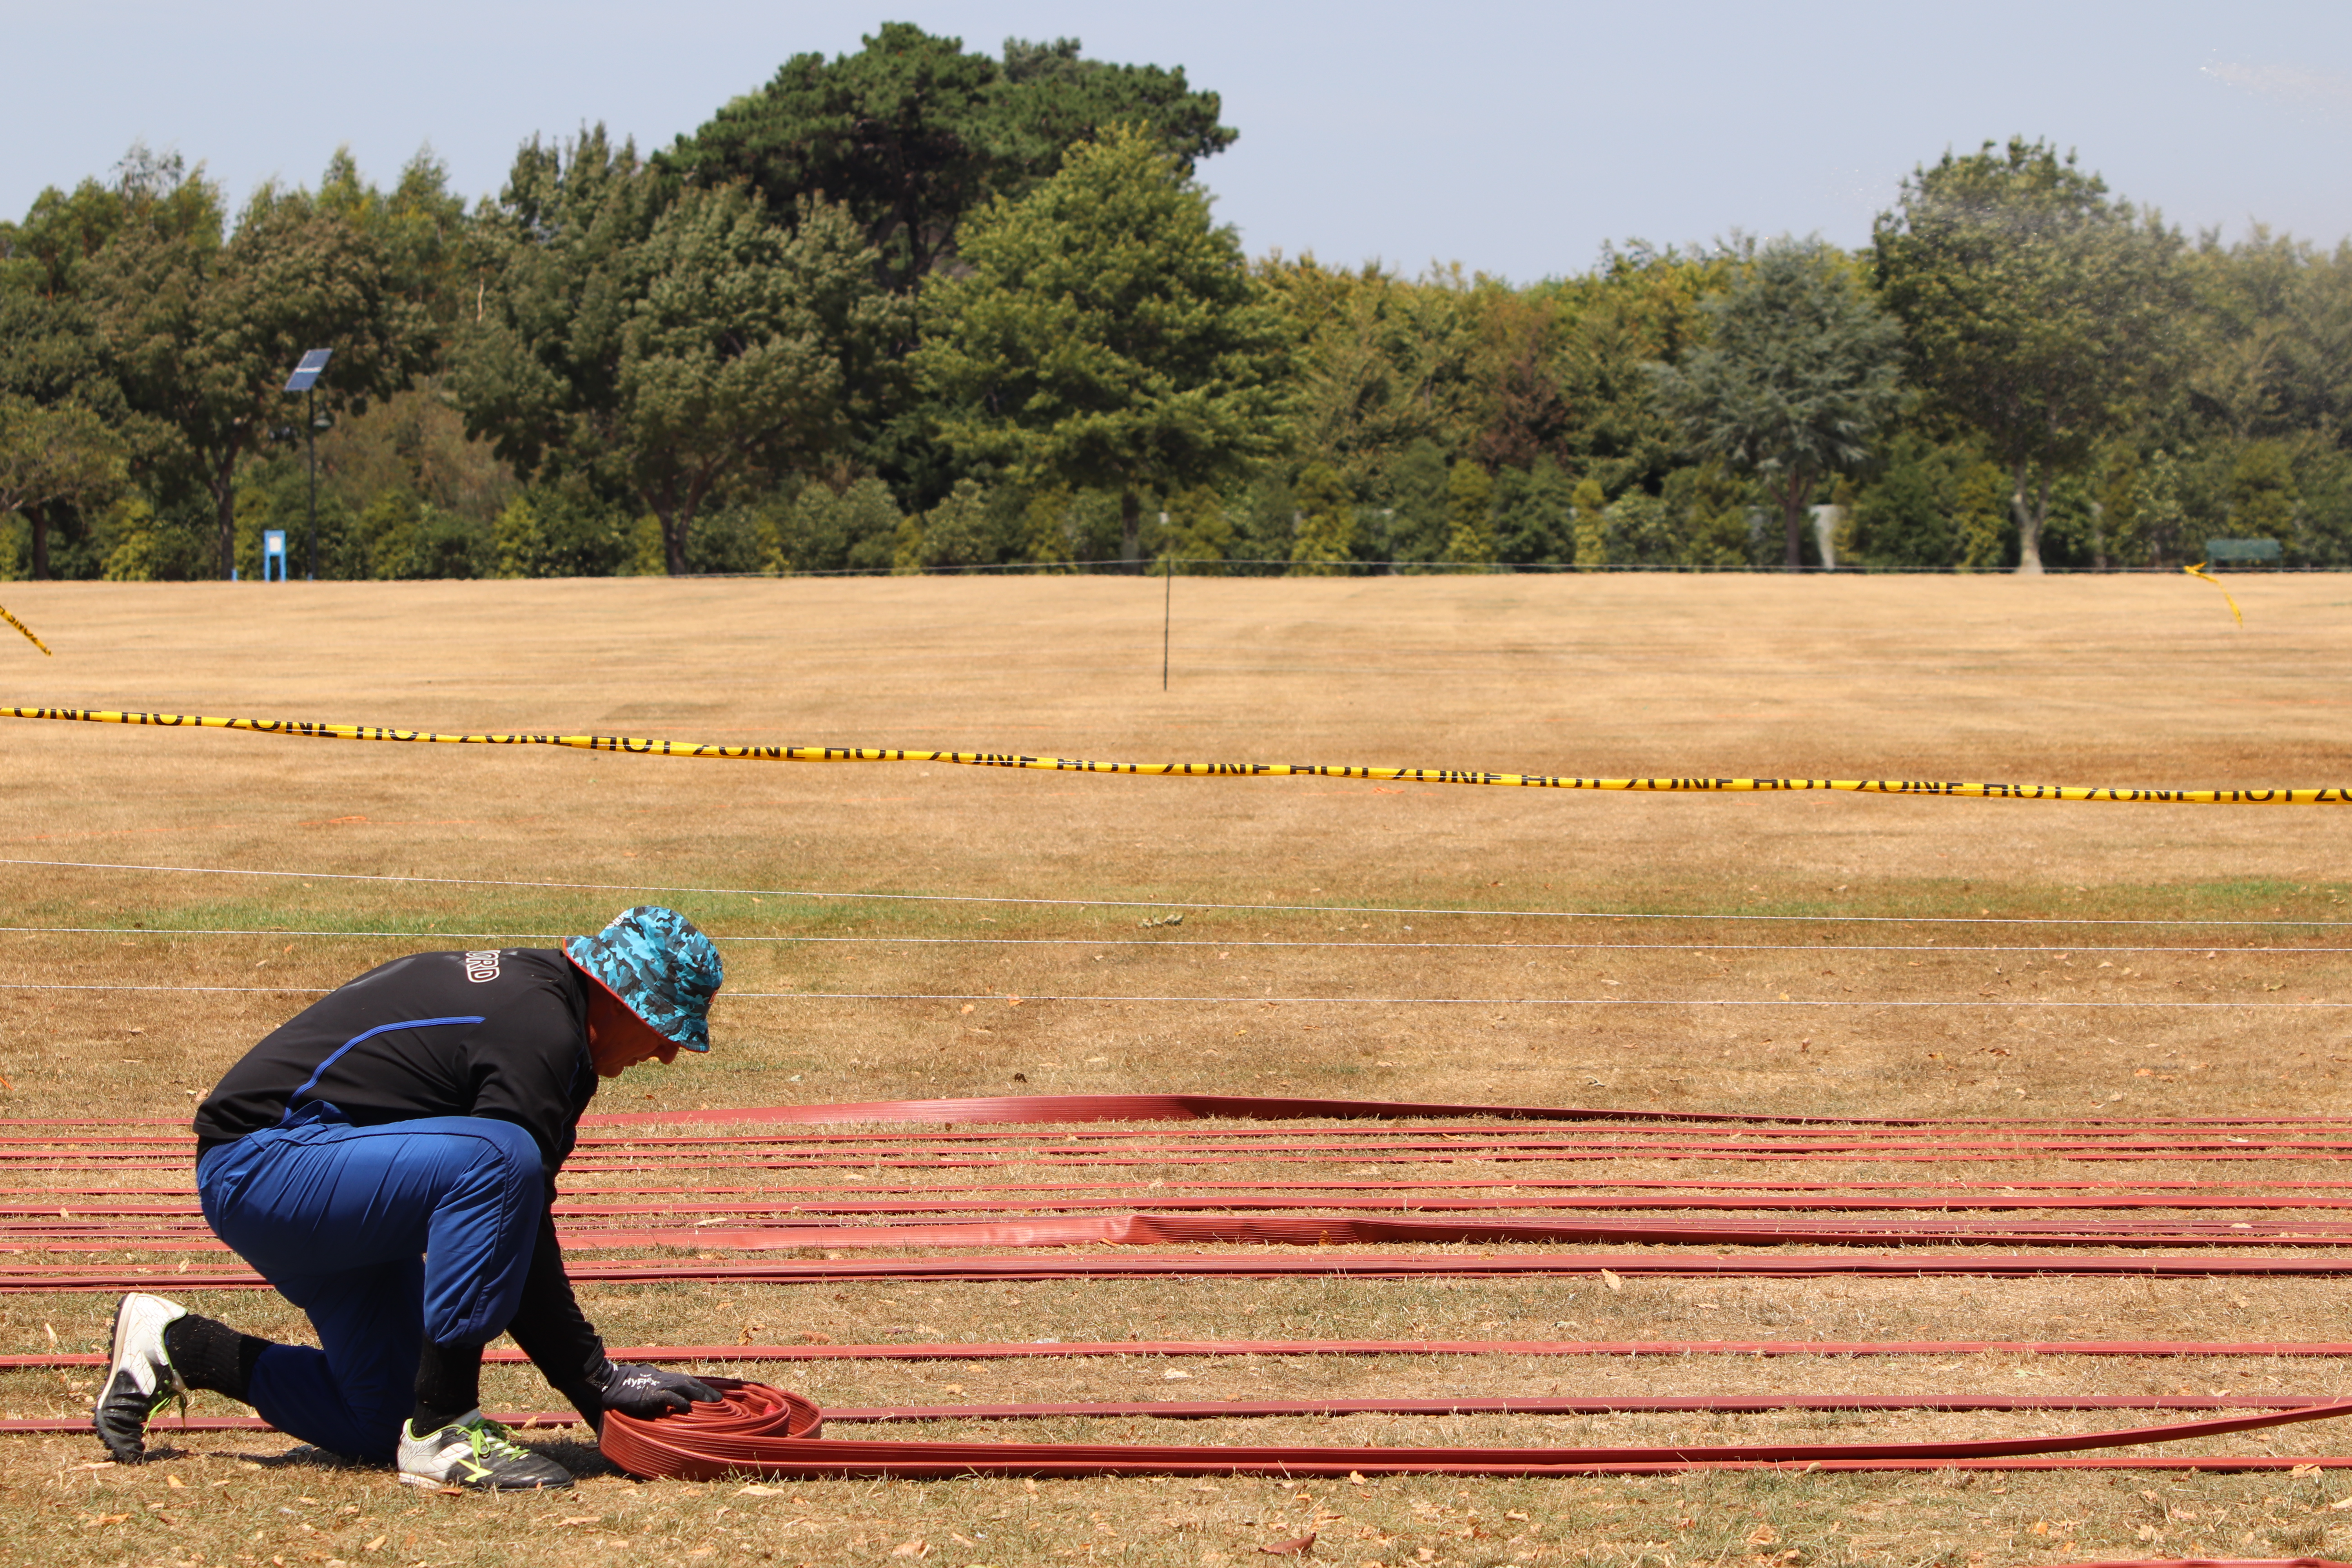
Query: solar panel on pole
xmin=283 ymin=349 xmax=333 ymax=579
xmin=283 ymin=349 xmax=332 ymax=393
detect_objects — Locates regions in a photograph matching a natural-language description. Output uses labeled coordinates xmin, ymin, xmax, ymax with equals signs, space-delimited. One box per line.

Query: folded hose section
xmin=574 ymin=1093 xmax=2352 ymax=1129
xmin=600 ymin=1383 xmax=2352 ymax=1480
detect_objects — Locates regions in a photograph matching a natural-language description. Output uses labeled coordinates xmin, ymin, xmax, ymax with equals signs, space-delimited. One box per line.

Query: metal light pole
xmin=283 ymin=349 xmax=333 ymax=580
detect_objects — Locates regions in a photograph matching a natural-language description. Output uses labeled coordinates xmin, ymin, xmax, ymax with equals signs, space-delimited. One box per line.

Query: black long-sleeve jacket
xmin=194 ymin=948 xmax=613 ymax=1421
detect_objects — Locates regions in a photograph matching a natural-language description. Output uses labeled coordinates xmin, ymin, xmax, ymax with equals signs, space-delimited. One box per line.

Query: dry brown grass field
xmin=0 ymin=570 xmax=2347 ymax=1568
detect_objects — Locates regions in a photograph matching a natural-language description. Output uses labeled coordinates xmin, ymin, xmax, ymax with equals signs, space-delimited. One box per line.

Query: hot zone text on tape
xmin=3 ymin=705 xmax=2346 ymax=804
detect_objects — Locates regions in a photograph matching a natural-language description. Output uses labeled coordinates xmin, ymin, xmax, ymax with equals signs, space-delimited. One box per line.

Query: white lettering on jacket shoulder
xmin=463 ymin=951 xmax=502 ymax=984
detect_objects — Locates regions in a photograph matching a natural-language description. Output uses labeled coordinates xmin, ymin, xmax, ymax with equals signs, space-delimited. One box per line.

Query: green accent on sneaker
xmin=406 ymin=1414 xmax=559 ymax=1488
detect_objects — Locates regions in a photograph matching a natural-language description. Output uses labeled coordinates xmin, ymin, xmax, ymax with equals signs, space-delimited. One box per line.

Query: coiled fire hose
xmin=597 ymin=1380 xmax=2352 ymax=1481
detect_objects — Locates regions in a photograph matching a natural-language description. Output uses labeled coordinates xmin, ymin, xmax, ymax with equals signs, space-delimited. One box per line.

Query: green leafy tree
xmin=1380 ymin=438 xmax=1452 ymax=563
xmin=2092 ymin=447 xmax=2140 ymax=569
xmin=1665 ymin=460 xmax=1756 ymax=568
xmin=1872 ymin=138 xmax=2188 ymax=573
xmin=446 ymin=128 xmax=659 ymax=508
xmin=1 ymin=148 xmax=198 ymax=576
xmin=1492 ymin=457 xmax=1572 ymax=565
xmin=2228 ymin=439 xmax=2298 ymax=542
xmin=309 ymin=377 xmax=519 ymax=544
xmin=1549 ymin=244 xmax=1734 ymax=498
xmin=769 ymin=476 xmax=903 ymax=573
xmin=1015 ymin=485 xmax=1078 ymax=569
xmin=1156 ymin=485 xmax=1238 ymax=572
xmin=1571 ymin=475 xmax=1608 ymax=567
xmin=1650 ymin=237 xmax=1904 ymax=571
xmin=989 ymin=36 xmax=1236 ymax=196
xmin=1289 ymin=462 xmax=1352 ymax=573
xmin=1231 ymin=471 xmax=1297 ymax=572
xmin=664 ymin=26 xmax=1234 ymax=298
xmin=82 ymin=154 xmax=428 ymax=578
xmin=1606 ymin=490 xmax=1682 ymax=566
xmin=456 ymin=131 xmax=901 ymax=573
xmin=1953 ymin=459 xmax=2013 ymax=570
xmin=1850 ymin=434 xmax=1966 ymax=567
xmin=1267 ymin=260 xmax=1480 ymax=495
xmin=910 ymin=476 xmax=1001 ymax=569
xmin=492 ymin=489 xmax=632 ymax=578
xmin=1469 ymin=290 xmax=1573 ymax=471
xmin=2132 ymin=448 xmax=2189 ymax=564
xmin=2177 ymin=230 xmax=2352 ymax=451
xmin=0 ymin=395 xmax=125 ymax=576
xmin=316 ymin=148 xmax=472 ymax=339
xmin=1442 ymin=459 xmax=1495 ymax=564
xmin=613 ymin=188 xmax=898 ymax=573
xmin=916 ymin=126 xmax=1290 ymax=569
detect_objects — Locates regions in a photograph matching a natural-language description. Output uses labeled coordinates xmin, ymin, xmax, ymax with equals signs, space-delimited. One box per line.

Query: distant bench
xmin=2205 ymin=537 xmax=2283 ymax=567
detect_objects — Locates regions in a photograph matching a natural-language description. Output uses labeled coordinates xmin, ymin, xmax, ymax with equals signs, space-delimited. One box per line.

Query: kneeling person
xmin=95 ymin=906 xmax=725 ymax=1490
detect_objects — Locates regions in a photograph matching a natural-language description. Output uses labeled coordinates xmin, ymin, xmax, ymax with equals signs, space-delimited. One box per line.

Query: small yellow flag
xmin=2182 ymin=563 xmax=2243 ymax=627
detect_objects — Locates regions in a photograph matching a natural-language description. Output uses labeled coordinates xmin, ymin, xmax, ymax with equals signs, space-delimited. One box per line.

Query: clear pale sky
xmin=7 ymin=1 xmax=2347 ymax=282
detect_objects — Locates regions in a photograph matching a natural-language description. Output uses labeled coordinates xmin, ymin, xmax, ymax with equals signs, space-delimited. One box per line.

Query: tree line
xmin=4 ymin=24 xmax=2348 ymax=583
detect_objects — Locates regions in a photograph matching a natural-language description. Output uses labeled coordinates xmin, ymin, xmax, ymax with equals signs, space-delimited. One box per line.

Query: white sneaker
xmin=397 ymin=1410 xmax=572 ymax=1490
xmin=92 ymin=1292 xmax=188 ymax=1463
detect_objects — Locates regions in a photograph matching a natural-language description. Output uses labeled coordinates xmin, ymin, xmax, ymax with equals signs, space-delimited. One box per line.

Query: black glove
xmin=592 ymin=1359 xmax=719 ymax=1418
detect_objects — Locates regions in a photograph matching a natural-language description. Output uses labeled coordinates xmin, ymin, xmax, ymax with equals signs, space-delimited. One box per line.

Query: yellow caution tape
xmin=0 ymin=606 xmax=52 ymax=657
xmin=2 ymin=705 xmax=2345 ymax=805
xmin=2183 ymin=562 xmax=2244 ymax=627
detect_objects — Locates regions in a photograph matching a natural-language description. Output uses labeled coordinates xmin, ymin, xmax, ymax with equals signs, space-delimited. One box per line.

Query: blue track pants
xmin=196 ymin=1114 xmax=543 ymax=1462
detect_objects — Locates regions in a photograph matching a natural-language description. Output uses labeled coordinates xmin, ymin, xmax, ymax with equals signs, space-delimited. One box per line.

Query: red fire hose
xmin=597 ymin=1382 xmax=2352 ymax=1480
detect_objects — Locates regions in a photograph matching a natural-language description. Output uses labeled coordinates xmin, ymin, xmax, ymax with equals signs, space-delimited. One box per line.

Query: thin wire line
xmin=1 ymin=858 xmax=2337 ymax=929
xmin=0 ymin=926 xmax=2336 ymax=958
xmin=550 ymin=555 xmax=2330 ymax=579
xmin=0 ymin=982 xmax=2334 ymax=1008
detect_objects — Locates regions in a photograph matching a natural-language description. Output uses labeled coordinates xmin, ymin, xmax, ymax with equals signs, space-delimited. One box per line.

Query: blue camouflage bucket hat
xmin=565 ymin=906 xmax=724 ymax=1051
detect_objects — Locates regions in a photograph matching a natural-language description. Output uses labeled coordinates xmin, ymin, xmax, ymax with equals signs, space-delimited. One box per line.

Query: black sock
xmin=160 ymin=1315 xmax=272 ymax=1404
xmin=410 ymin=1340 xmax=484 ymax=1433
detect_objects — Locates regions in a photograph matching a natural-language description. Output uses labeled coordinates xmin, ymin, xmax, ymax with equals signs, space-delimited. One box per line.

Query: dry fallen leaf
xmin=1600 ymin=1268 xmax=1623 ymax=1292
xmin=165 ymin=1475 xmax=185 ymax=1489
xmin=1258 ymin=1532 xmax=1316 ymax=1556
xmin=1163 ymin=1369 xmax=1194 ymax=1380
xmin=735 ymin=1485 xmax=783 ymax=1497
xmin=889 ymin=1540 xmax=929 ymax=1559
xmin=362 ymin=1535 xmax=387 ymax=1552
